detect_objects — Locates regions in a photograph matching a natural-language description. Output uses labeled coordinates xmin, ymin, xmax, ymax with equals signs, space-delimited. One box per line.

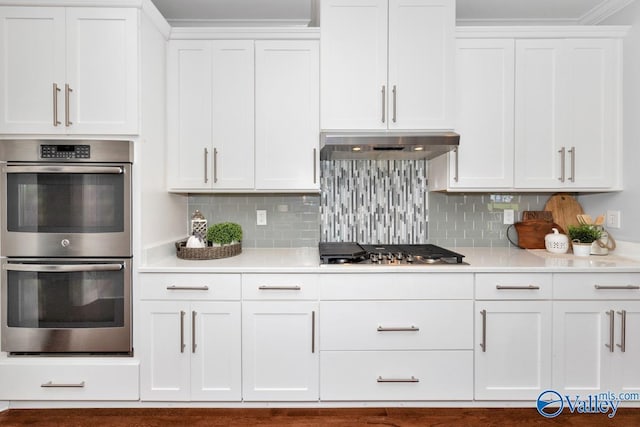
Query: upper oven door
xmin=1 ymin=163 xmax=132 ymax=257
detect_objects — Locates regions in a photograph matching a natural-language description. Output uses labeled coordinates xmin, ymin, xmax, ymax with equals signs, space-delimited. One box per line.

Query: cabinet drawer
xmin=319 ymin=273 xmax=473 ymax=300
xmin=476 ymin=273 xmax=552 ymax=300
xmin=320 ymin=351 xmax=473 ymax=401
xmin=553 ymin=273 xmax=640 ymax=300
xmin=139 ymin=273 xmax=241 ymax=300
xmin=321 ymin=301 xmax=473 ymax=350
xmin=242 ymin=274 xmax=318 ymax=300
xmin=0 ymin=359 xmax=139 ymax=400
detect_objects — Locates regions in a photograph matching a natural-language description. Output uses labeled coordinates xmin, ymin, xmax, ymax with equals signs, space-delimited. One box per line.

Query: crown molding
xmin=580 ymin=0 xmax=636 ymax=24
xmin=456 ymin=25 xmax=631 ymax=39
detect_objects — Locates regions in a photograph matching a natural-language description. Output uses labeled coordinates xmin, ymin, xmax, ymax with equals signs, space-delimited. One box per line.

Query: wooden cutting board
xmin=543 ymin=193 xmax=584 ymax=235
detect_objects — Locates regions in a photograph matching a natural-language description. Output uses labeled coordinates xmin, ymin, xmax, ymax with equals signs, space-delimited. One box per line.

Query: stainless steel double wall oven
xmin=1 ymin=140 xmax=133 ymax=354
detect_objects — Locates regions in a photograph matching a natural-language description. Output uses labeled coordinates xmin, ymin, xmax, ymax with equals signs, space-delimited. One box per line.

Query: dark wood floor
xmin=1 ymin=408 xmax=640 ymax=427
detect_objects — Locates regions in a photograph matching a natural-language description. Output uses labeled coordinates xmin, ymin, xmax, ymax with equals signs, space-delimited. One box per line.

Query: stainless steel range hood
xmin=319 ymin=131 xmax=459 ymax=160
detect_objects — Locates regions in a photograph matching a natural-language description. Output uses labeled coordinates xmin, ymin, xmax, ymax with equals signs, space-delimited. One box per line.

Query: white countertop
xmin=139 ymin=246 xmax=640 ymax=273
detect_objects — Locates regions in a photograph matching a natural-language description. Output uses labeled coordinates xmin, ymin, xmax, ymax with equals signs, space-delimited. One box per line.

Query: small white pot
xmin=572 ymin=241 xmax=592 ymax=257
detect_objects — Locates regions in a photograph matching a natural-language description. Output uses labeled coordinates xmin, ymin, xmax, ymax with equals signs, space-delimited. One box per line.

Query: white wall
xmin=139 ymin=9 xmax=188 ymax=258
xmin=579 ymin=3 xmax=640 ymax=243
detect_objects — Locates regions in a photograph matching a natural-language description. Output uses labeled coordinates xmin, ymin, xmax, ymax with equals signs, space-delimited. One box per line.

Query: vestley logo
xmin=537 ymin=390 xmax=621 ymax=419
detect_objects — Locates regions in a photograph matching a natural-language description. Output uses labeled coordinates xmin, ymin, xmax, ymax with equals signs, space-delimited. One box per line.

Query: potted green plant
xmin=206 ymin=222 xmax=243 ymax=246
xmin=567 ymin=224 xmax=602 ymax=256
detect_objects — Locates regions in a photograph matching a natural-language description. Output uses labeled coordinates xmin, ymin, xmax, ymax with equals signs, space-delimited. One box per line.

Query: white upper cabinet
xmin=167 ymin=40 xmax=254 ymax=191
xmin=255 ymin=40 xmax=320 ymax=191
xmin=0 ymin=6 xmax=138 ymax=135
xmin=514 ymin=38 xmax=620 ymax=190
xmin=429 ymin=39 xmax=515 ymax=190
xmin=320 ymin=0 xmax=455 ymax=130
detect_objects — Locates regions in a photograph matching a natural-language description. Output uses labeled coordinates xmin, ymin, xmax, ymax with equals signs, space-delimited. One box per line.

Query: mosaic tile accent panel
xmin=320 ymin=160 xmax=428 ymax=244
xmin=427 ymin=192 xmax=552 ymax=248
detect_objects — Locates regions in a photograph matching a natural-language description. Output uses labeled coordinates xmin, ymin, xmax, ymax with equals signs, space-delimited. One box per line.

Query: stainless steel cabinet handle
xmin=204 ymin=148 xmax=209 ymax=184
xmin=258 ymin=285 xmax=301 ymax=291
xmin=617 ymin=310 xmax=626 ymax=353
xmin=41 ymin=381 xmax=85 ymax=388
xmin=64 ymin=84 xmax=72 ymax=126
xmin=392 ymin=85 xmax=397 ymax=123
xmin=180 ymin=310 xmax=186 ymax=354
xmin=595 ymin=285 xmax=640 ymax=290
xmin=313 ymin=148 xmax=317 ymax=184
xmin=558 ymin=147 xmax=566 ymax=182
xmin=311 ymin=310 xmax=316 ymax=353
xmin=480 ymin=309 xmax=487 ymax=352
xmin=453 ymin=147 xmax=459 ymax=183
xmin=52 ymin=83 xmax=61 ymax=126
xmin=166 ymin=285 xmax=209 ymax=291
xmin=213 ymin=148 xmax=218 ymax=184
xmin=568 ymin=146 xmax=576 ymax=183
xmin=7 ymin=165 xmax=123 ymax=174
xmin=377 ymin=326 xmax=419 ymax=332
xmin=5 ymin=263 xmax=123 ymax=273
xmin=192 ymin=310 xmax=197 ymax=354
xmin=377 ymin=376 xmax=419 ymax=383
xmin=606 ymin=310 xmax=614 ymax=352
xmin=381 ymin=85 xmax=386 ymax=123
xmin=495 ymin=285 xmax=540 ymax=290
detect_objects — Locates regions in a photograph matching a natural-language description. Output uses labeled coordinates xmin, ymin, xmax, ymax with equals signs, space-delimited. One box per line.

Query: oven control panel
xmin=40 ymin=144 xmax=90 ymax=159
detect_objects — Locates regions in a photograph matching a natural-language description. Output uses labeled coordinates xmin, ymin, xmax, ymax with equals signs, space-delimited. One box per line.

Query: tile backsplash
xmin=187 ymin=163 xmax=555 ymax=248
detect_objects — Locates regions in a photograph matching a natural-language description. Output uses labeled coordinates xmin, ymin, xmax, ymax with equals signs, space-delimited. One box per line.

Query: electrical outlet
xmin=503 ymin=209 xmax=515 ymax=225
xmin=256 ymin=210 xmax=267 ymax=226
xmin=607 ymin=210 xmax=621 ymax=229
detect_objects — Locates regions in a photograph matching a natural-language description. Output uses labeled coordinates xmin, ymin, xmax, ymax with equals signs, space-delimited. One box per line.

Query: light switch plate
xmin=503 ymin=209 xmax=515 ymax=225
xmin=606 ymin=210 xmax=621 ymax=229
xmin=256 ymin=210 xmax=267 ymax=226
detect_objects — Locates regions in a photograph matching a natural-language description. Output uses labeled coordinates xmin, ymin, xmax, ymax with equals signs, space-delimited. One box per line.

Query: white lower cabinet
xmin=242 ymin=301 xmax=319 ymax=401
xmin=552 ymin=273 xmax=640 ymax=395
xmin=0 ymin=358 xmax=139 ymax=400
xmin=474 ymin=273 xmax=553 ymax=400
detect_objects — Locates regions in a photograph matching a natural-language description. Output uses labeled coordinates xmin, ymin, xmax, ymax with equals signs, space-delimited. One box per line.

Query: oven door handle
xmin=5 ymin=165 xmax=124 ymax=174
xmin=4 ymin=264 xmax=124 ymax=273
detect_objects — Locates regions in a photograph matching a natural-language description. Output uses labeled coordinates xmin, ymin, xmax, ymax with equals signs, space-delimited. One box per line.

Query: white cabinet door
xmin=65 ymin=7 xmax=138 ymax=134
xmin=320 ymin=0 xmax=387 ymax=130
xmin=0 ymin=7 xmax=66 ymax=133
xmin=475 ymin=301 xmax=552 ymax=400
xmin=0 ymin=7 xmax=137 ymax=135
xmin=614 ymin=303 xmax=640 ymax=394
xmin=190 ymin=302 xmax=242 ymax=401
xmin=514 ymin=39 xmax=566 ymax=189
xmin=388 ymin=0 xmax=454 ymax=129
xmin=255 ymin=40 xmax=319 ymax=191
xmin=167 ymin=40 xmax=213 ymax=190
xmin=140 ymin=301 xmax=191 ymax=401
xmin=242 ymin=301 xmax=319 ymax=401
xmin=211 ymin=40 xmax=254 ymax=189
xmin=449 ymin=38 xmax=515 ymax=189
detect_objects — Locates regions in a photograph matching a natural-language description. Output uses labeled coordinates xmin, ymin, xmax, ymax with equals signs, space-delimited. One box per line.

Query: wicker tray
xmin=175 ymin=240 xmax=242 ymax=260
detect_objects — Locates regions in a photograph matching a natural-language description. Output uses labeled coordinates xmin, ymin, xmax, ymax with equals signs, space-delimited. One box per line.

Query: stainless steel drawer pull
xmin=52 ymin=83 xmax=61 ymax=126
xmin=166 ymin=285 xmax=209 ymax=291
xmin=41 ymin=381 xmax=85 ymax=388
xmin=180 ymin=310 xmax=186 ymax=354
xmin=311 ymin=310 xmax=316 ymax=354
xmin=595 ymin=285 xmax=640 ymax=290
xmin=381 ymin=85 xmax=386 ymax=123
xmin=606 ymin=310 xmax=614 ymax=352
xmin=377 ymin=376 xmax=419 ymax=383
xmin=480 ymin=309 xmax=487 ymax=352
xmin=377 ymin=326 xmax=419 ymax=332
xmin=258 ymin=285 xmax=301 ymax=291
xmin=617 ymin=310 xmax=627 ymax=353
xmin=496 ymin=285 xmax=540 ymax=290
xmin=204 ymin=147 xmax=209 ymax=184
xmin=568 ymin=146 xmax=576 ymax=183
xmin=192 ymin=310 xmax=197 ymax=354
xmin=392 ymin=85 xmax=397 ymax=123
xmin=213 ymin=148 xmax=218 ymax=183
xmin=453 ymin=147 xmax=459 ymax=183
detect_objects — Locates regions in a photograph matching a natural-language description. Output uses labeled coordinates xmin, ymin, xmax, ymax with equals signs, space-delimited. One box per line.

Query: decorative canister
xmin=190 ymin=210 xmax=207 ymax=239
xmin=545 ymin=228 xmax=569 ymax=254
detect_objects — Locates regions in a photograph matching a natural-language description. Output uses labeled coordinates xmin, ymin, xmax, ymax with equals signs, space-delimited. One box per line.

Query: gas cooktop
xmin=319 ymin=242 xmax=466 ymax=265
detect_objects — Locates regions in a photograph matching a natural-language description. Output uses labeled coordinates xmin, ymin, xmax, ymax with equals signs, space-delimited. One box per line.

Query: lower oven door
xmin=1 ymin=258 xmax=131 ymax=354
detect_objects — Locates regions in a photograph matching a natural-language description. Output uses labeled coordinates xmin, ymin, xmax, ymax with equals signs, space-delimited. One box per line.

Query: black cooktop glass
xmin=319 ymin=242 xmax=466 ymax=265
